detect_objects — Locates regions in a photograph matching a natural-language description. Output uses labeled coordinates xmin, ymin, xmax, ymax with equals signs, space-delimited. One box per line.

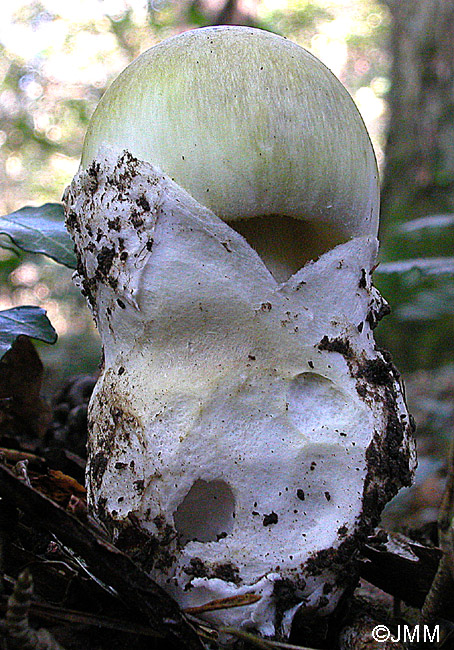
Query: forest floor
xmin=0 ymin=337 xmax=452 ymax=650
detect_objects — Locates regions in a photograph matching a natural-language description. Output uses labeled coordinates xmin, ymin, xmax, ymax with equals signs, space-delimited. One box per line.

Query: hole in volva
xmin=287 ymin=372 xmax=352 ymax=432
xmin=173 ymin=479 xmax=236 ymax=544
xmin=227 ymin=215 xmax=346 ymax=283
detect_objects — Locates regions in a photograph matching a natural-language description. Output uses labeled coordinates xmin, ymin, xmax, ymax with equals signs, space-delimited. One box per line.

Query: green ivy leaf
xmin=0 ymin=306 xmax=57 ymax=360
xmin=0 ymin=203 xmax=76 ymax=268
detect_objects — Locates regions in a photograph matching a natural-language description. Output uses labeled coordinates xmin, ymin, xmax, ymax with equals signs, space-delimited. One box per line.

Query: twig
xmin=184 ymin=593 xmax=261 ymax=614
xmin=420 ymin=426 xmax=454 ymax=626
xmin=438 ymin=429 xmax=454 ymax=559
xmin=0 ymin=451 xmax=45 ymax=469
xmin=219 ymin=628 xmax=271 ymax=649
xmin=6 ymin=568 xmax=66 ymax=650
xmin=219 ymin=627 xmax=320 ymax=650
xmin=0 ymin=595 xmax=163 ymax=637
xmin=420 ymin=553 xmax=453 ymax=625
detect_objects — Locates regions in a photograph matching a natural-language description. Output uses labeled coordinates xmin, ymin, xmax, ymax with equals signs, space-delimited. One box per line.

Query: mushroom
xmin=64 ymin=26 xmax=415 ymax=639
xmin=81 ymin=26 xmax=379 ymax=282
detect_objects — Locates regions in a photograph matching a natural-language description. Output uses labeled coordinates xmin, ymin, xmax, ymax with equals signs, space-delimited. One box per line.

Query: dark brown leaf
xmin=0 ymin=336 xmax=51 ymax=440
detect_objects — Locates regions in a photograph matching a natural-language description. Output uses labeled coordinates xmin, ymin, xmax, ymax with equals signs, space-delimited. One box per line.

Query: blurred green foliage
xmin=376 ymin=216 xmax=454 ymax=372
xmin=0 ymin=0 xmax=389 ymax=211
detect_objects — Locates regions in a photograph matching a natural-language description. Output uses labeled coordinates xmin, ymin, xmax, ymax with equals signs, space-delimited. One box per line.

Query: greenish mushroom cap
xmin=82 ymin=26 xmax=379 ymax=242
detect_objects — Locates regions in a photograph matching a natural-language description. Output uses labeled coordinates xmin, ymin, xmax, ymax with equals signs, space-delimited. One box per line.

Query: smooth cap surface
xmin=82 ymin=26 xmax=379 ymax=238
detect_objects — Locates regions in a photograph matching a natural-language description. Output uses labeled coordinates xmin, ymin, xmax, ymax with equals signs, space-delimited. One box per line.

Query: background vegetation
xmin=0 ymin=0 xmax=397 ymax=390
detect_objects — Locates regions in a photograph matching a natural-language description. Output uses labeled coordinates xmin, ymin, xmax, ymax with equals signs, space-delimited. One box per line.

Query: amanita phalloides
xmin=64 ymin=26 xmax=415 ymax=638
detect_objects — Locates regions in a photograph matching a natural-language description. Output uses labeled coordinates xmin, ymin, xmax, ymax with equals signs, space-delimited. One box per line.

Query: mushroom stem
xmin=65 ymin=26 xmax=415 ymax=638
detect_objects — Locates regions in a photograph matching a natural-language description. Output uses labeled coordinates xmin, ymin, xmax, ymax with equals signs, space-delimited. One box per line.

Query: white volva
xmin=65 ymin=27 xmax=415 ymax=638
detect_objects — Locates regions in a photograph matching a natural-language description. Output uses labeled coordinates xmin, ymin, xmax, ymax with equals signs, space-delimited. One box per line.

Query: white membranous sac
xmin=65 ymin=27 xmax=415 ymax=638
